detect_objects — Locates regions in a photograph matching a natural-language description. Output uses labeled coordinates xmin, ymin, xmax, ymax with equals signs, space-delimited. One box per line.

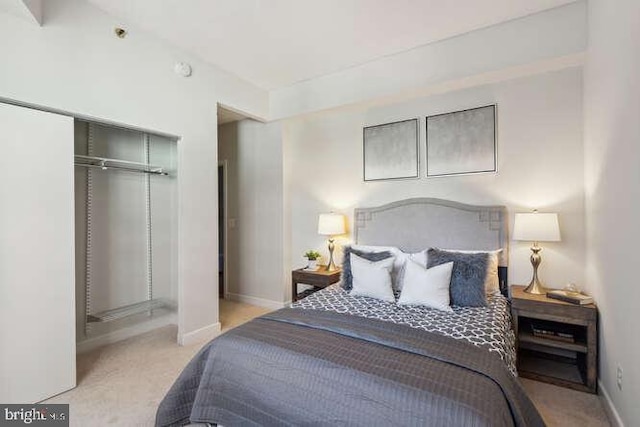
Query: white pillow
xmin=349 ymin=253 xmax=395 ymax=302
xmin=393 ymin=250 xmax=428 ymax=291
xmin=352 ymin=244 xmax=402 ymax=288
xmin=398 ymin=260 xmax=454 ymax=312
xmin=436 ymin=248 xmax=503 ymax=295
xmin=352 ymin=245 xmax=426 ymax=292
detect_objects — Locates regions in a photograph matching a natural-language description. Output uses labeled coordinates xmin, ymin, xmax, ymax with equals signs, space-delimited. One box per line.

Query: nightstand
xmin=511 ymin=285 xmax=598 ymax=393
xmin=291 ymin=267 xmax=341 ymax=302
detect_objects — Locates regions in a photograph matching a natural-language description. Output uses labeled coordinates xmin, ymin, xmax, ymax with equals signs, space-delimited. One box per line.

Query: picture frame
xmin=426 ymin=105 xmax=497 ymax=177
xmin=363 ymin=118 xmax=419 ymax=182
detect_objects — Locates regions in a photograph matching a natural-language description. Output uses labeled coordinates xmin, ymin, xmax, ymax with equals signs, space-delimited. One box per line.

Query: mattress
xmin=291 ymin=284 xmax=517 ymax=375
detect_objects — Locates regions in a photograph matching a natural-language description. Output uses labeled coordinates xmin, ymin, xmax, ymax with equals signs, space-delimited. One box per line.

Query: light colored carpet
xmin=44 ymin=299 xmax=271 ymax=426
xmin=45 ymin=300 xmax=610 ymax=426
xmin=521 ymin=378 xmax=610 ymax=426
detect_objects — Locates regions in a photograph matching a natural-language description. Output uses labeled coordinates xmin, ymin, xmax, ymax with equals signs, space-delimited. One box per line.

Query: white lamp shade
xmin=318 ymin=213 xmax=346 ymax=236
xmin=513 ymin=212 xmax=561 ymax=242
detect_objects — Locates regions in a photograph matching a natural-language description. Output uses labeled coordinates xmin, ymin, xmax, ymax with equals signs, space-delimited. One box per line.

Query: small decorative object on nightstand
xmin=303 ymin=250 xmax=321 ymax=270
xmin=291 ymin=267 xmax=341 ymax=302
xmin=511 ymin=285 xmax=598 ymax=393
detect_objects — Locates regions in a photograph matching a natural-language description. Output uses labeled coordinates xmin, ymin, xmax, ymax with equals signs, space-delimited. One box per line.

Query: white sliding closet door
xmin=0 ymin=103 xmax=76 ymax=402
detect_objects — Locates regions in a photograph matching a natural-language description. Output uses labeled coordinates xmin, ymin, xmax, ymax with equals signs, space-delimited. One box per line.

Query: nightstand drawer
xmin=512 ymin=299 xmax=596 ymax=325
xmin=291 ymin=270 xmax=337 ymax=287
xmin=291 ymin=267 xmax=341 ymax=302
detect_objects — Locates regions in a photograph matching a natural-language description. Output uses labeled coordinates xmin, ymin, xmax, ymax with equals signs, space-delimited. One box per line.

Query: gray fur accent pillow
xmin=427 ymin=248 xmax=488 ymax=307
xmin=341 ymin=246 xmax=393 ymax=291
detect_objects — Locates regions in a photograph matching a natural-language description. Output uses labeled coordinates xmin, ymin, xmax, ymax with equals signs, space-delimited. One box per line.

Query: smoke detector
xmin=174 ymin=62 xmax=193 ymax=78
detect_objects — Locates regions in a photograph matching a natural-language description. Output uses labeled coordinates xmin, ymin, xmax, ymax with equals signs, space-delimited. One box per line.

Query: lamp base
xmin=523 ymin=278 xmax=547 ymax=295
xmin=325 ymin=238 xmax=338 ymax=271
xmin=523 ymin=243 xmax=547 ymax=294
xmin=325 ymin=263 xmax=338 ymax=272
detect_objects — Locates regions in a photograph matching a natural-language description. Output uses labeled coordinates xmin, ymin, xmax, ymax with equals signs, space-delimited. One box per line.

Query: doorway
xmin=217 ymin=104 xmax=248 ymax=302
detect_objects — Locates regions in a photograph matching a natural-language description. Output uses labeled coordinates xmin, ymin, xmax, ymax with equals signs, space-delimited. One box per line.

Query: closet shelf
xmin=74 ymin=155 xmax=170 ymax=176
xmin=87 ymin=299 xmax=173 ymax=323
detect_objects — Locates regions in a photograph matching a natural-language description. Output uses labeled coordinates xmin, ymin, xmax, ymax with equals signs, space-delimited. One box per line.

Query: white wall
xmin=584 ymin=0 xmax=640 ymax=425
xmin=285 ymin=68 xmax=585 ymax=289
xmin=218 ymin=119 xmax=288 ymax=307
xmin=270 ymin=2 xmax=586 ymax=120
xmin=0 ymin=0 xmax=269 ymax=344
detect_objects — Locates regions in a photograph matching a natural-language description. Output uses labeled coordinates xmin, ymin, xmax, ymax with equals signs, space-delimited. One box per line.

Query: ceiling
xmin=87 ymin=0 xmax=576 ymax=91
xmin=0 ymin=0 xmax=42 ymax=25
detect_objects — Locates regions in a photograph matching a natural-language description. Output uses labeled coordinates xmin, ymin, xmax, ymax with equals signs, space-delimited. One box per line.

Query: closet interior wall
xmin=74 ymin=120 xmax=178 ymax=346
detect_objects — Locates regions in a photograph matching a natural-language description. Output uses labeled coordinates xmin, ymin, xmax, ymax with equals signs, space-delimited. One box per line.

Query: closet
xmin=0 ymin=102 xmax=178 ymax=403
xmin=74 ymin=121 xmax=178 ymax=349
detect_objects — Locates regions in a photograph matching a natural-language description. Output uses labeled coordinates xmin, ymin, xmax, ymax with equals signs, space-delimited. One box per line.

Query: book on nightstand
xmin=529 ymin=319 xmax=576 ymax=343
xmin=546 ymin=290 xmax=594 ymax=305
xmin=531 ymin=327 xmax=575 ymax=343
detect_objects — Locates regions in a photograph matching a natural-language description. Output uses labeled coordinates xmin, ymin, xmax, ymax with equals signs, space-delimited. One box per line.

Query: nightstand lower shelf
xmin=518 ymin=350 xmax=590 ymax=393
xmin=518 ymin=331 xmax=587 ymax=353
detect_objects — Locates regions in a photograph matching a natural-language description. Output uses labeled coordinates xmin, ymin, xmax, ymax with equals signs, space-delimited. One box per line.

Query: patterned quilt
xmin=291 ymin=284 xmax=517 ymax=375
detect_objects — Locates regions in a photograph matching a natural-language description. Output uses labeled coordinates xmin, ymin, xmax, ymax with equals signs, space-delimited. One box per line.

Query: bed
xmin=156 ymin=198 xmax=544 ymax=427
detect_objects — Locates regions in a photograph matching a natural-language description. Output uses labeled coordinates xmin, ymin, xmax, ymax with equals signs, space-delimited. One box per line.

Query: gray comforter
xmin=156 ymin=308 xmax=544 ymax=427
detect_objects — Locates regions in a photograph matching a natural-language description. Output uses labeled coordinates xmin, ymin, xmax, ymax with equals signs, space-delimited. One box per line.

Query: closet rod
xmin=74 ymin=154 xmax=169 ymax=176
xmin=75 ymin=163 xmax=169 ymax=176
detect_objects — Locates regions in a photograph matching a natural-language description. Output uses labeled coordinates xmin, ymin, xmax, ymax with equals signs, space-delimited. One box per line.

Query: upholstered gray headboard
xmin=354 ymin=198 xmax=509 ymax=291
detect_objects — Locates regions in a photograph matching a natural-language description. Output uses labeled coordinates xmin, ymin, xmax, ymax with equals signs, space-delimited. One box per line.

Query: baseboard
xmin=77 ymin=314 xmax=175 ymax=354
xmin=599 ymin=380 xmax=624 ymax=427
xmin=178 ymin=322 xmax=221 ymax=346
xmin=225 ymin=292 xmax=287 ymax=310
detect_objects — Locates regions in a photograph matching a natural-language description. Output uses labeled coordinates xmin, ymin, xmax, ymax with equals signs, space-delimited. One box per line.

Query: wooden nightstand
xmin=291 ymin=267 xmax=341 ymax=302
xmin=511 ymin=285 xmax=598 ymax=393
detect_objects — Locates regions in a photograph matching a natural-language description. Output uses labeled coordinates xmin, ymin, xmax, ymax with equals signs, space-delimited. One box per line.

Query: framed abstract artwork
xmin=363 ymin=118 xmax=419 ymax=181
xmin=426 ymin=105 xmax=497 ymax=177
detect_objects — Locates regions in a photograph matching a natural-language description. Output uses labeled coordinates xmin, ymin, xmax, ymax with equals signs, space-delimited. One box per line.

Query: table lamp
xmin=318 ymin=213 xmax=346 ymax=271
xmin=513 ymin=211 xmax=561 ymax=294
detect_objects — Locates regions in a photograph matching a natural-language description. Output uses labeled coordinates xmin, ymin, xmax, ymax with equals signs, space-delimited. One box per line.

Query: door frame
xmin=218 ymin=160 xmax=229 ymax=299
